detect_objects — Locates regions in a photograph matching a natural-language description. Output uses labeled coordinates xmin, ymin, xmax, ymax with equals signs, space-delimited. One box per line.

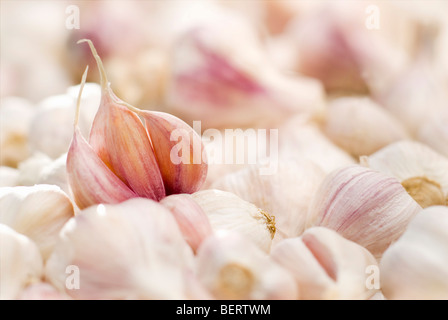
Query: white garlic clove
xmin=278 ymin=115 xmax=356 ymax=174
xmin=417 ymin=108 xmax=448 ymax=158
xmin=323 ymin=96 xmax=409 ymax=157
xmin=362 ymin=140 xmax=448 ymax=208
xmin=307 ymin=165 xmax=422 ymax=258
xmin=45 ymin=198 xmax=195 ymax=300
xmin=28 ymin=94 xmax=90 ymax=159
xmin=17 ymin=152 xmax=52 ymax=186
xmin=191 ymin=189 xmax=275 ymax=253
xmin=211 ymin=159 xmax=325 ymax=241
xmin=0 ymin=224 xmax=43 ymax=300
xmin=160 ymin=194 xmax=213 ymax=253
xmin=380 ymin=206 xmax=448 ymax=300
xmin=0 ymin=97 xmax=35 ymax=167
xmin=36 ymin=153 xmax=70 ymax=196
xmin=195 ymin=232 xmax=298 ymax=300
xmin=0 ymin=166 xmax=19 ymax=187
xmin=271 ymin=227 xmax=379 ymax=300
xmin=0 ymin=184 xmax=74 ymax=260
xmin=18 ymin=282 xmax=70 ymax=300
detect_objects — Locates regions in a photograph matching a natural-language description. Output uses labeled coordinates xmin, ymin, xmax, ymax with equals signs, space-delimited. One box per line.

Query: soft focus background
xmin=1 ymin=0 xmax=447 ymax=170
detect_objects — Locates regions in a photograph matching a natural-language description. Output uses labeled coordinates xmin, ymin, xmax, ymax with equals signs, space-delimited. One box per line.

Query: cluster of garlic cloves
xmin=66 ymin=40 xmax=207 ymax=209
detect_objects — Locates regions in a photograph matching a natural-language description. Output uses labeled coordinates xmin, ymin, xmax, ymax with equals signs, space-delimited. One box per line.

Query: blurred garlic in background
xmin=0 ymin=224 xmax=43 ymax=300
xmin=361 ymin=140 xmax=448 ymax=208
xmin=307 ymin=165 xmax=422 ymax=258
xmin=192 ymin=190 xmax=275 ymax=253
xmin=0 ymin=184 xmax=74 ymax=260
xmin=417 ymin=108 xmax=448 ymax=158
xmin=0 ymin=97 xmax=35 ymax=167
xmin=323 ymin=96 xmax=409 ymax=157
xmin=271 ymin=227 xmax=378 ymax=300
xmin=0 ymin=166 xmax=19 ymax=188
xmin=18 ymin=282 xmax=69 ymax=300
xmin=380 ymin=206 xmax=448 ymax=300
xmin=195 ymin=232 xmax=298 ymax=299
xmin=45 ymin=198 xmax=196 ymax=299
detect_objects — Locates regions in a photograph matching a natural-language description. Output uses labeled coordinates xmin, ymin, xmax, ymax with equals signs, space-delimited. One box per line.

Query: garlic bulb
xmin=307 ymin=165 xmax=422 ymax=258
xmin=417 ymin=108 xmax=448 ymax=158
xmin=278 ymin=115 xmax=356 ymax=174
xmin=0 ymin=224 xmax=43 ymax=300
xmin=0 ymin=184 xmax=74 ymax=260
xmin=160 ymin=194 xmax=213 ymax=253
xmin=211 ymin=159 xmax=325 ymax=241
xmin=0 ymin=166 xmax=19 ymax=187
xmin=45 ymin=198 xmax=195 ymax=299
xmin=191 ymin=189 xmax=275 ymax=252
xmin=270 ymin=227 xmax=379 ymax=300
xmin=323 ymin=96 xmax=409 ymax=157
xmin=0 ymin=97 xmax=35 ymax=167
xmin=361 ymin=140 xmax=448 ymax=208
xmin=164 ymin=9 xmax=325 ymax=129
xmin=195 ymin=232 xmax=298 ymax=299
xmin=380 ymin=206 xmax=448 ymax=299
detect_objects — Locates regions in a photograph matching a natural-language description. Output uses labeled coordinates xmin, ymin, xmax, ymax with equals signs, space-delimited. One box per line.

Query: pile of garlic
xmin=1 ymin=0 xmax=448 ymax=300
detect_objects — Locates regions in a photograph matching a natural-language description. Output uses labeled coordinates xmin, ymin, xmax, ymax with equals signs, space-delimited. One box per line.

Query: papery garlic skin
xmin=0 ymin=184 xmax=74 ymax=260
xmin=211 ymin=159 xmax=325 ymax=241
xmin=160 ymin=194 xmax=213 ymax=253
xmin=0 ymin=97 xmax=35 ymax=167
xmin=380 ymin=206 xmax=448 ymax=300
xmin=0 ymin=224 xmax=43 ymax=300
xmin=196 ymin=232 xmax=298 ymax=300
xmin=271 ymin=227 xmax=378 ymax=300
xmin=323 ymin=96 xmax=409 ymax=157
xmin=362 ymin=140 xmax=448 ymax=207
xmin=45 ymin=198 xmax=194 ymax=300
xmin=307 ymin=165 xmax=422 ymax=258
xmin=192 ymin=189 xmax=275 ymax=252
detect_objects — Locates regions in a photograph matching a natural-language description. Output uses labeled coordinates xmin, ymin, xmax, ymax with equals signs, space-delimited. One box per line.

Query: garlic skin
xmin=160 ymin=194 xmax=213 ymax=253
xmin=45 ymin=198 xmax=195 ymax=300
xmin=380 ymin=206 xmax=448 ymax=300
xmin=362 ymin=140 xmax=448 ymax=208
xmin=165 ymin=10 xmax=325 ymax=129
xmin=418 ymin=108 xmax=448 ymax=158
xmin=191 ymin=189 xmax=275 ymax=253
xmin=278 ymin=115 xmax=356 ymax=174
xmin=271 ymin=227 xmax=378 ymax=300
xmin=0 ymin=97 xmax=35 ymax=167
xmin=323 ymin=96 xmax=409 ymax=157
xmin=0 ymin=166 xmax=19 ymax=187
xmin=211 ymin=159 xmax=325 ymax=241
xmin=0 ymin=184 xmax=74 ymax=260
xmin=307 ymin=165 xmax=422 ymax=258
xmin=0 ymin=224 xmax=43 ymax=300
xmin=195 ymin=232 xmax=298 ymax=300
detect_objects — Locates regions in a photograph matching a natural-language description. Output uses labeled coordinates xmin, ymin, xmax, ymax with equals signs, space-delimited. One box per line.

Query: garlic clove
xmin=0 ymin=166 xmax=19 ymax=187
xmin=17 ymin=152 xmax=52 ymax=186
xmin=380 ymin=206 xmax=448 ymax=300
xmin=211 ymin=158 xmax=325 ymax=241
xmin=45 ymin=198 xmax=195 ymax=300
xmin=270 ymin=227 xmax=379 ymax=300
xmin=362 ymin=140 xmax=448 ymax=207
xmin=323 ymin=96 xmax=409 ymax=157
xmin=195 ymin=232 xmax=298 ymax=300
xmin=191 ymin=189 xmax=275 ymax=253
xmin=307 ymin=164 xmax=422 ymax=258
xmin=66 ymin=67 xmax=137 ymax=209
xmin=0 ymin=224 xmax=43 ymax=300
xmin=0 ymin=97 xmax=35 ymax=167
xmin=36 ymin=152 xmax=70 ymax=196
xmin=0 ymin=184 xmax=74 ymax=260
xmin=139 ymin=111 xmax=207 ymax=195
xmin=278 ymin=115 xmax=356 ymax=174
xmin=160 ymin=194 xmax=213 ymax=253
xmin=79 ymin=39 xmax=165 ymax=201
